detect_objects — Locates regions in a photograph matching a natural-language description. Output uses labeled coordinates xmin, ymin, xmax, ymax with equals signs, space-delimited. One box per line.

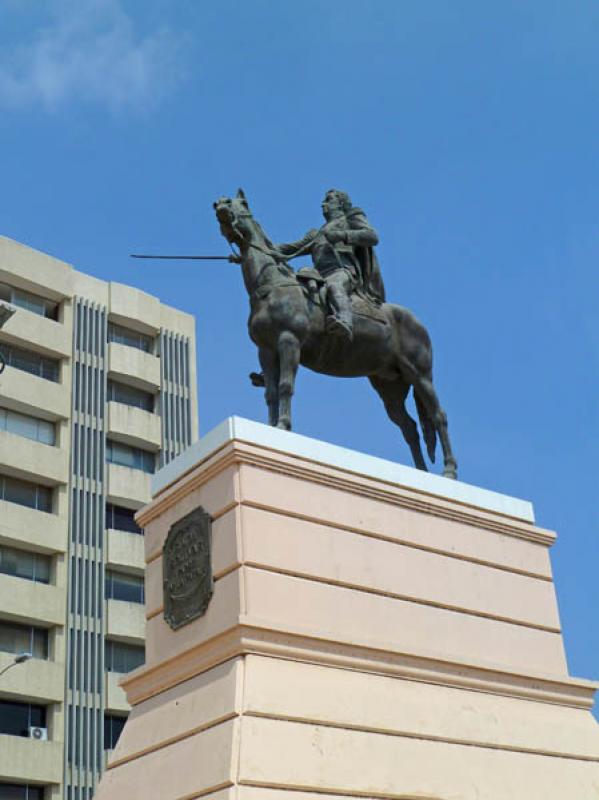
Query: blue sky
xmin=1 ymin=1 xmax=597 ymax=709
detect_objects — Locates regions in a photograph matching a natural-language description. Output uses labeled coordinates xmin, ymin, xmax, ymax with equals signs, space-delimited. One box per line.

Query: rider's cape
xmin=347 ymin=207 xmax=386 ymax=306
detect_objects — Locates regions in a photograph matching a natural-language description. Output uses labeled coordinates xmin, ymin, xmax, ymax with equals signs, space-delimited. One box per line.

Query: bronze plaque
xmin=163 ymin=506 xmax=213 ymax=630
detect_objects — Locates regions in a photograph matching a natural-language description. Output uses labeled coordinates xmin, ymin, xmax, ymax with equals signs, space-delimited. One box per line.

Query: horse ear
xmin=236 ymin=188 xmax=247 ymax=201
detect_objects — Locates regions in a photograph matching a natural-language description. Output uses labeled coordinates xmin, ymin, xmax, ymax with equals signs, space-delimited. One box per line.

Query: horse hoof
xmin=443 ymin=469 xmax=457 ymax=480
xmin=276 ymin=419 xmax=291 ymax=431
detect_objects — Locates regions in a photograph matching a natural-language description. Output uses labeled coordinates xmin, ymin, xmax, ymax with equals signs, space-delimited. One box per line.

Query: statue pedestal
xmin=95 ymin=417 xmax=599 ymax=800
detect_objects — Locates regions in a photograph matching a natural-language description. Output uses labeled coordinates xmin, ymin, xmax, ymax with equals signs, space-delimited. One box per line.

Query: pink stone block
xmin=96 ymin=419 xmax=599 ymax=800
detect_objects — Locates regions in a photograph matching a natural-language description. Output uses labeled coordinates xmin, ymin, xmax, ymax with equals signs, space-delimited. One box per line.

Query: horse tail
xmin=414 ymin=389 xmax=436 ymax=463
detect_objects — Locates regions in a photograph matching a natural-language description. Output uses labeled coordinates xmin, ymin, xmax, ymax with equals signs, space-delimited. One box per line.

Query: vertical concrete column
xmin=159 ymin=329 xmax=193 ymax=467
xmin=64 ymin=298 xmax=108 ymax=800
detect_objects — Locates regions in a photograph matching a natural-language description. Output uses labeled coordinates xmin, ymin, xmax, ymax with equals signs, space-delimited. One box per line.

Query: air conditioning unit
xmin=28 ymin=726 xmax=48 ymax=741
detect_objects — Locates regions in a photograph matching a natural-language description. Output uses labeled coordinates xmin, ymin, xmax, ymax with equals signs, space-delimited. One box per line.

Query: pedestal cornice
xmin=137 ymin=420 xmax=553 ymax=548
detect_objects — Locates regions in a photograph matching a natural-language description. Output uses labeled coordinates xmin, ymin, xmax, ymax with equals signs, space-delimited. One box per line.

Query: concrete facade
xmin=0 ymin=236 xmax=198 ymax=800
xmin=97 ymin=418 xmax=599 ymax=800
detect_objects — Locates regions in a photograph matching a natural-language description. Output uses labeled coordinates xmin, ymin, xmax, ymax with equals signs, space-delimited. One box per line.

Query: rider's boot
xmin=327 ymin=281 xmax=353 ymax=342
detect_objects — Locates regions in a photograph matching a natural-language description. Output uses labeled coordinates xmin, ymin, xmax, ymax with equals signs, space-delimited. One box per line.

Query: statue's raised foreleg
xmin=276 ymin=331 xmax=300 ymax=431
xmin=369 ymin=376 xmax=427 ymax=471
xmin=258 ymin=347 xmax=280 ymax=427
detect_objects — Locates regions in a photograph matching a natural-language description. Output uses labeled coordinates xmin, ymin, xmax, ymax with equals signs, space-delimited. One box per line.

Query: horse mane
xmin=251 ymin=216 xmax=275 ymax=248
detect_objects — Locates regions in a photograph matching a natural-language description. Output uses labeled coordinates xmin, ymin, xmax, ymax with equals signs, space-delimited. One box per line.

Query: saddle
xmin=248 ymin=270 xmax=388 ymax=389
xmin=296 ymin=268 xmax=387 ymax=326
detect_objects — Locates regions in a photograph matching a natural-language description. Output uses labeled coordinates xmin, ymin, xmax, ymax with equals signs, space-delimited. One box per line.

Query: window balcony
xmin=106 ymin=463 xmax=152 ymax=508
xmin=0 ymin=363 xmax=69 ymax=420
xmin=109 ymin=282 xmax=161 ymax=333
xmin=106 ymin=529 xmax=145 ymax=576
xmin=0 ymin=734 xmax=62 ymax=787
xmin=0 ymin=430 xmax=69 ymax=487
xmin=0 ymin=304 xmax=70 ymax=358
xmin=108 ymin=342 xmax=160 ymax=393
xmin=0 ymin=236 xmax=71 ymax=301
xmin=105 ymin=671 xmax=132 ymax=714
xmin=0 ymin=652 xmax=64 ymax=704
xmin=107 ymin=402 xmax=161 ymax=452
xmin=0 ymin=573 xmax=65 ymax=627
xmin=105 ymin=598 xmax=146 ymax=645
xmin=0 ymin=499 xmax=67 ymax=554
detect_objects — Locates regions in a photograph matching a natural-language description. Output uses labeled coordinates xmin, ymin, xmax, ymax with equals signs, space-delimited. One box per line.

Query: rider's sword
xmin=130 ymin=254 xmax=234 ymax=261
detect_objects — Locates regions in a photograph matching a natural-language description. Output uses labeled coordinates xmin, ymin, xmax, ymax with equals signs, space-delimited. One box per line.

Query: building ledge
xmin=105 ymin=671 xmax=131 ymax=714
xmin=107 ymin=403 xmax=161 ymax=452
xmin=0 ymin=499 xmax=67 ymax=554
xmin=108 ymin=343 xmax=160 ymax=393
xmin=0 ymin=430 xmax=69 ymax=486
xmin=0 ymin=654 xmax=64 ymax=703
xmin=0 ymin=573 xmax=65 ymax=626
xmin=106 ymin=598 xmax=146 ymax=645
xmin=0 ymin=734 xmax=63 ymax=785
xmin=106 ymin=463 xmax=152 ymax=508
xmin=106 ymin=528 xmax=145 ymax=575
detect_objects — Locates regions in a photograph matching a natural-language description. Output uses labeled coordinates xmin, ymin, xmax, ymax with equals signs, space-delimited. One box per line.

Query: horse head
xmin=213 ymin=189 xmax=255 ymax=250
xmin=214 ymin=189 xmax=289 ymax=297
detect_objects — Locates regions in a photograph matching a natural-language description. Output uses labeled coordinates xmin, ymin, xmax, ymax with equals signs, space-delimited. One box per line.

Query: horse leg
xmin=258 ymin=347 xmax=280 ymax=426
xmin=412 ymin=374 xmax=458 ymax=479
xmin=369 ymin=376 xmax=427 ymax=471
xmin=276 ymin=331 xmax=300 ymax=431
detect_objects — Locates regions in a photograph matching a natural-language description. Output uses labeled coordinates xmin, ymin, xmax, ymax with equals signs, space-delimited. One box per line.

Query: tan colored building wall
xmin=0 ymin=235 xmax=198 ymax=799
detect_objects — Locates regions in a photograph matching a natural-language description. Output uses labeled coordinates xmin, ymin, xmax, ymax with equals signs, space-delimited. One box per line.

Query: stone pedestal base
xmin=95 ymin=418 xmax=599 ymax=800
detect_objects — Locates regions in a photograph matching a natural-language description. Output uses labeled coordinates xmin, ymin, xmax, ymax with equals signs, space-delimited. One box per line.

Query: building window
xmin=108 ymin=323 xmax=152 ymax=354
xmin=0 ymin=546 xmax=50 ymax=584
xmin=0 ymin=282 xmax=59 ymax=321
xmin=105 ymin=640 xmax=145 ymax=673
xmin=0 ymin=408 xmax=55 ymax=446
xmin=0 ymin=784 xmax=45 ymax=799
xmin=105 ymin=570 xmax=144 ymax=604
xmin=105 ymin=503 xmax=142 ymax=535
xmin=107 ymin=380 xmax=154 ymax=412
xmin=0 ymin=475 xmax=52 ymax=513
xmin=0 ymin=701 xmax=46 ymax=738
xmin=104 ymin=714 xmax=126 ymax=750
xmin=0 ymin=622 xmax=48 ymax=660
xmin=106 ymin=440 xmax=155 ymax=474
xmin=1 ymin=344 xmax=59 ymax=382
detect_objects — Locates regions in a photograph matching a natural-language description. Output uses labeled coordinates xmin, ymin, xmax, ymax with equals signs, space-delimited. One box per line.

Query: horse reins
xmin=226 ymin=207 xmax=310 ymax=304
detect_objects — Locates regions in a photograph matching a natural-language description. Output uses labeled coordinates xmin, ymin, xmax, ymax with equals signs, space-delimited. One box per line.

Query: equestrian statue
xmin=214 ymin=188 xmax=458 ymax=479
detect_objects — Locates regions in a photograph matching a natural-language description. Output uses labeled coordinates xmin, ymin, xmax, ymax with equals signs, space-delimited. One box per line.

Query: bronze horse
xmin=214 ymin=190 xmax=458 ymax=479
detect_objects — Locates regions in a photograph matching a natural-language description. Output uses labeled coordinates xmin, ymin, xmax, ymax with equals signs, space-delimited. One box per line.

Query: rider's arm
xmin=345 ymin=212 xmax=379 ymax=247
xmin=276 ymin=229 xmax=318 ymax=257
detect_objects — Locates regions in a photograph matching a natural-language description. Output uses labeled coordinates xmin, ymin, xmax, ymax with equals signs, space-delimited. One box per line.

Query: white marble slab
xmin=152 ymin=416 xmax=534 ymax=523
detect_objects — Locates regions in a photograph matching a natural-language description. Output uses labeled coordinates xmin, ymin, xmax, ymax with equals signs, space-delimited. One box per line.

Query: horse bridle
xmin=224 ymin=204 xmax=308 ymax=266
xmin=221 ymin=204 xmax=307 ymax=300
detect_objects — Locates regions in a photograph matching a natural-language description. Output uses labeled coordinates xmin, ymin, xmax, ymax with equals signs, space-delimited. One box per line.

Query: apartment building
xmin=0 ymin=237 xmax=198 ymax=800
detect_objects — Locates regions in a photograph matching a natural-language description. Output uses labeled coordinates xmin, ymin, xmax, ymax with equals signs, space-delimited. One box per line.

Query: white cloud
xmin=0 ymin=0 xmax=185 ymax=112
